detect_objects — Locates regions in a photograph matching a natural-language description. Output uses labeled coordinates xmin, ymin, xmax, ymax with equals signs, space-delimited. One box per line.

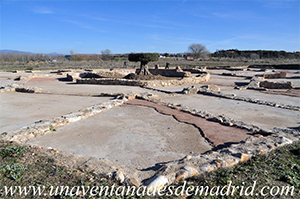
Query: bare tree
xmin=188 ymin=44 xmax=209 ymax=59
xmin=101 ymin=49 xmax=111 ymax=60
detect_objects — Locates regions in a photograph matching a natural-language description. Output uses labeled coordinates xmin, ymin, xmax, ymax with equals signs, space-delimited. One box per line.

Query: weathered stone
xmin=259 ymin=81 xmax=293 ymax=89
xmin=146 ymin=175 xmax=168 ymax=193
xmin=184 ymin=155 xmax=192 ymax=161
xmin=181 ymin=86 xmax=198 ymax=94
xmin=66 ymin=74 xmax=73 ymax=81
xmin=225 ymin=159 xmax=238 ymax=166
xmin=184 ymin=166 xmax=198 ymax=176
xmin=258 ymin=150 xmax=266 ymax=155
xmin=214 ymin=159 xmax=224 ymax=168
xmin=175 ymin=166 xmax=198 ymax=182
xmin=114 ymin=170 xmax=125 ymax=183
xmin=66 ymin=73 xmax=80 ymax=82
xmin=275 ymin=136 xmax=293 ymax=147
xmin=263 ymin=72 xmax=287 ymax=79
xmin=199 ymin=164 xmax=216 ymax=172
xmin=175 ymin=170 xmax=186 ymax=182
xmin=200 ymin=84 xmax=221 ymax=92
xmin=129 ymin=177 xmax=140 ymax=187
xmin=240 ymin=153 xmax=251 ymax=162
xmin=207 ymin=116 xmax=223 ymax=123
xmin=76 ymin=72 xmax=210 ymax=87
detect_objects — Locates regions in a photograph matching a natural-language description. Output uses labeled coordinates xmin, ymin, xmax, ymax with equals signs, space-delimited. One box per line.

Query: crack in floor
xmin=125 ymin=98 xmax=253 ymax=149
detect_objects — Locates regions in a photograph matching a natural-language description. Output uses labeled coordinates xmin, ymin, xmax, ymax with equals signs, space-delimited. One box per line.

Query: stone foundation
xmin=136 ymin=68 xmax=191 ymax=77
xmin=259 ymin=81 xmax=293 ymax=89
xmin=263 ymin=72 xmax=287 ymax=79
xmin=76 ymin=72 xmax=210 ymax=87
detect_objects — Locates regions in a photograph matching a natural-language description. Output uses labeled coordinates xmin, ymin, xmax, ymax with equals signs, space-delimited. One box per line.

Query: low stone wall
xmin=237 ymin=75 xmax=295 ymax=90
xmin=0 ymin=84 xmax=42 ymax=93
xmin=259 ymin=81 xmax=293 ymax=89
xmin=263 ymin=72 xmax=286 ymax=79
xmin=183 ymin=68 xmax=207 ymax=73
xmin=76 ymin=72 xmax=210 ymax=87
xmin=248 ymin=64 xmax=300 ymax=70
xmin=197 ymin=88 xmax=300 ymax=111
xmin=136 ymin=68 xmax=191 ymax=77
xmin=1 ymin=98 xmax=129 ymax=143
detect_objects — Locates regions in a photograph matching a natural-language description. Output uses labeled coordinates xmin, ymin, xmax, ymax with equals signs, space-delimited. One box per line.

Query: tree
xmin=101 ymin=49 xmax=111 ymax=60
xmin=188 ymin=43 xmax=209 ymax=59
xmin=128 ymin=53 xmax=159 ymax=75
xmin=250 ymin=53 xmax=260 ymax=60
xmin=162 ymin=53 xmax=169 ymax=57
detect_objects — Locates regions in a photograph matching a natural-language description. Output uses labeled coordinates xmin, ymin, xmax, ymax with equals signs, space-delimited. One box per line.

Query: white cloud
xmin=32 ymin=6 xmax=54 ymax=14
xmin=64 ymin=19 xmax=106 ymax=33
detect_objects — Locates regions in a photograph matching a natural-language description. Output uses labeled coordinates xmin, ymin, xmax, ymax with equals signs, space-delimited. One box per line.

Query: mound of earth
xmin=124 ymin=73 xmax=173 ymax=80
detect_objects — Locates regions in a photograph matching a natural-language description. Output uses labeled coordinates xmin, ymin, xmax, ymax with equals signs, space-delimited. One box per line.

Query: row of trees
xmin=1 ymin=45 xmax=299 ymax=62
xmin=0 ymin=53 xmax=66 ymax=62
xmin=211 ymin=49 xmax=300 ymax=59
xmin=0 ymin=49 xmax=114 ymax=62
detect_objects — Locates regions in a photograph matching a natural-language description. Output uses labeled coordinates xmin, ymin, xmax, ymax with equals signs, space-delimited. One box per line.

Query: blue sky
xmin=1 ymin=0 xmax=299 ymax=54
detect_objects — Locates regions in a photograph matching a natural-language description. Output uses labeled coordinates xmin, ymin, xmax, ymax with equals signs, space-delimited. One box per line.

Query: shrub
xmin=25 ymin=65 xmax=34 ymax=70
xmin=0 ymin=163 xmax=26 ymax=181
xmin=0 ymin=146 xmax=27 ymax=157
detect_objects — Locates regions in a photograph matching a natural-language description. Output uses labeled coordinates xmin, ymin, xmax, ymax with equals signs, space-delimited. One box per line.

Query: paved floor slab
xmin=218 ymin=86 xmax=300 ymax=106
xmin=159 ymin=94 xmax=300 ymax=131
xmin=27 ymin=105 xmax=212 ymax=169
xmin=0 ymin=92 xmax=112 ymax=133
xmin=25 ymin=78 xmax=149 ymax=95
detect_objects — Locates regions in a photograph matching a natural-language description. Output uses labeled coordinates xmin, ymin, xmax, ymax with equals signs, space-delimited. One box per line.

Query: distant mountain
xmin=46 ymin=52 xmax=64 ymax=55
xmin=0 ymin=49 xmax=64 ymax=55
xmin=0 ymin=49 xmax=34 ymax=54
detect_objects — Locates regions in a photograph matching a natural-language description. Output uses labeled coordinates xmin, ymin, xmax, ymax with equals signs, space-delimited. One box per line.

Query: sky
xmin=0 ymin=0 xmax=299 ymax=54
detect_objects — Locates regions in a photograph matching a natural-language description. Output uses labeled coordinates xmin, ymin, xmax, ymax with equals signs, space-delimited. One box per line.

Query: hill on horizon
xmin=0 ymin=49 xmax=63 ymax=55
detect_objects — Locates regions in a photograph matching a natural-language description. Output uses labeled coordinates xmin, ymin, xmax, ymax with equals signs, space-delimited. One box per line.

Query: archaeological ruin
xmin=0 ymin=64 xmax=299 ymax=190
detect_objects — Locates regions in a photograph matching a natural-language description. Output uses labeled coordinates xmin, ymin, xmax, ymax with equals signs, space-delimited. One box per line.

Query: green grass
xmin=183 ymin=141 xmax=300 ymax=198
xmin=0 ymin=140 xmax=299 ymax=198
xmin=0 ymin=146 xmax=27 ymax=157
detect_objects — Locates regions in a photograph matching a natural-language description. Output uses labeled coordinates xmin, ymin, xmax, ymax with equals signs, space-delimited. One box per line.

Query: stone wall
xmin=183 ymin=68 xmax=207 ymax=73
xmin=135 ymin=68 xmax=191 ymax=77
xmin=248 ymin=64 xmax=300 ymax=69
xmin=263 ymin=72 xmax=287 ymax=79
xmin=259 ymin=81 xmax=293 ymax=89
xmin=77 ymin=72 xmax=210 ymax=87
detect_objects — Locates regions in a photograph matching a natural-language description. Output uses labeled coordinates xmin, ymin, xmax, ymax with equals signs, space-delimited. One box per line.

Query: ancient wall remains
xmin=76 ymin=72 xmax=210 ymax=87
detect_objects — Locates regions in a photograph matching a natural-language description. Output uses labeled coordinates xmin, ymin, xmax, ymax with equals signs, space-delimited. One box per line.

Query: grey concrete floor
xmin=27 ymin=105 xmax=212 ymax=169
xmin=159 ymin=94 xmax=300 ymax=131
xmin=0 ymin=92 xmax=112 ymax=133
